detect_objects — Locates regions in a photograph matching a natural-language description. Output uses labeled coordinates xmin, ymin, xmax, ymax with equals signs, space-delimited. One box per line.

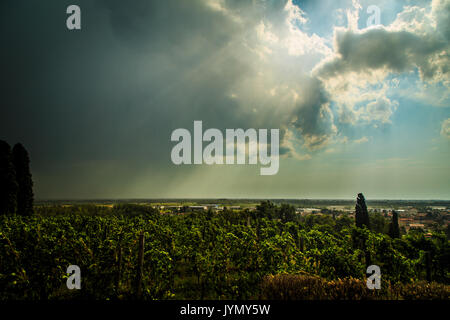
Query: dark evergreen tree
xmin=0 ymin=140 xmax=18 ymax=214
xmin=12 ymin=143 xmax=34 ymax=216
xmin=355 ymin=193 xmax=370 ymax=229
xmin=256 ymin=200 xmax=276 ymax=219
xmin=388 ymin=210 xmax=400 ymax=239
xmin=278 ymin=204 xmax=296 ymax=223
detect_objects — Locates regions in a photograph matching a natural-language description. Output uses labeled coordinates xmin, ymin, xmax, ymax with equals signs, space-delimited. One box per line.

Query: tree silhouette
xmin=355 ymin=193 xmax=370 ymax=229
xmin=278 ymin=204 xmax=296 ymax=223
xmin=0 ymin=140 xmax=18 ymax=214
xmin=13 ymin=143 xmax=34 ymax=216
xmin=256 ymin=200 xmax=276 ymax=219
xmin=388 ymin=210 xmax=400 ymax=239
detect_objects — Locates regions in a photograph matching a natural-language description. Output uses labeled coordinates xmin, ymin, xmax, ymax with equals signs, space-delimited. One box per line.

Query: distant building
xmin=165 ymin=206 xmax=182 ymax=213
xmin=399 ymin=218 xmax=414 ymax=225
xmin=189 ymin=206 xmax=208 ymax=211
xmin=300 ymin=208 xmax=320 ymax=214
xmin=202 ymin=204 xmax=219 ymax=209
xmin=408 ymin=223 xmax=425 ymax=231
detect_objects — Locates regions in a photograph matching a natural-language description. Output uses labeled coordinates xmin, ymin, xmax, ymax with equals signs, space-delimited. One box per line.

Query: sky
xmin=0 ymin=0 xmax=449 ymax=200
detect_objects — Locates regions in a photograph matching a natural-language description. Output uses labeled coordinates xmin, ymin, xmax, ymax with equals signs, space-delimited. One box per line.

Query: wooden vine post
xmin=136 ymin=231 xmax=145 ymax=298
xmin=115 ymin=233 xmax=122 ymax=292
xmin=426 ymin=251 xmax=432 ymax=282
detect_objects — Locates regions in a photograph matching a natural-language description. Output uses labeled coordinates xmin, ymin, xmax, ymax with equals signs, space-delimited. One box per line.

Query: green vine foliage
xmin=0 ymin=204 xmax=448 ymax=300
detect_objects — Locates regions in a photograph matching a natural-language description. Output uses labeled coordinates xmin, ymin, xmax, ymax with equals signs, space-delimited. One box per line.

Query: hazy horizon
xmin=34 ymin=197 xmax=450 ymax=202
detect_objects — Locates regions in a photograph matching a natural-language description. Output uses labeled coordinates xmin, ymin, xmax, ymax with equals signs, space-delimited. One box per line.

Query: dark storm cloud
xmin=1 ymin=0 xmax=448 ymax=199
xmin=0 ymin=0 xmax=296 ymax=197
xmin=100 ymin=0 xmax=236 ymax=59
xmin=289 ymin=77 xmax=335 ymax=150
xmin=291 ymin=78 xmax=331 ymax=134
xmin=6 ymin=0 xmax=415 ymax=197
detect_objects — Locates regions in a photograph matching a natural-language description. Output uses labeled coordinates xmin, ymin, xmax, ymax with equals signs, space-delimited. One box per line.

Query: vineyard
xmin=0 ymin=203 xmax=449 ymax=300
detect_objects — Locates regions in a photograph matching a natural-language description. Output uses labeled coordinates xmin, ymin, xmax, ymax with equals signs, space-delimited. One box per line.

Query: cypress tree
xmin=0 ymin=140 xmax=18 ymax=214
xmin=388 ymin=210 xmax=400 ymax=239
xmin=12 ymin=143 xmax=34 ymax=216
xmin=355 ymin=193 xmax=370 ymax=229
